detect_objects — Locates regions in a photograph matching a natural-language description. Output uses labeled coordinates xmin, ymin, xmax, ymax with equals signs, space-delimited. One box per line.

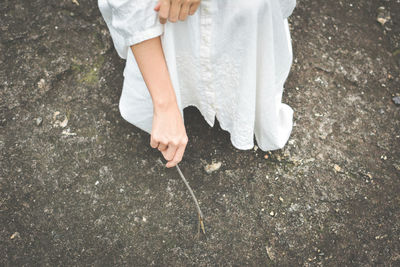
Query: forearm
xmin=130 ymin=36 xmax=177 ymax=110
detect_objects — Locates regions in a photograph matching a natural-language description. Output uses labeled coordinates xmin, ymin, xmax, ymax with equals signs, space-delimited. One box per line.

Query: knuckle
xmin=170 ymin=139 xmax=179 ymax=146
xmin=158 ymin=137 xmax=167 ymax=145
xmin=182 ymin=136 xmax=189 ymax=145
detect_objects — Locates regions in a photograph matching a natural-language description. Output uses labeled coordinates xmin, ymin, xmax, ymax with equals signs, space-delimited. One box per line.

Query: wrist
xmin=153 ymin=96 xmax=178 ymax=112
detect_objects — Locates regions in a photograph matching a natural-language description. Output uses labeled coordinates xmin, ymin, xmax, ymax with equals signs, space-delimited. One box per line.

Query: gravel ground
xmin=1 ymin=0 xmax=399 ymax=265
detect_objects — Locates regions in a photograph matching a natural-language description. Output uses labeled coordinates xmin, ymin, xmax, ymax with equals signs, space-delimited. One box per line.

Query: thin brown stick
xmin=175 ymin=164 xmax=205 ymax=235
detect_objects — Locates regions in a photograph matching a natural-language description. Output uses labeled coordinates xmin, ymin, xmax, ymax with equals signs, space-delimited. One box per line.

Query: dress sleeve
xmin=98 ymin=0 xmax=164 ymax=59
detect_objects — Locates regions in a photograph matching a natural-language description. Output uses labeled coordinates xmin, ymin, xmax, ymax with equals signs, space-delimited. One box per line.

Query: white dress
xmin=98 ymin=0 xmax=296 ymax=151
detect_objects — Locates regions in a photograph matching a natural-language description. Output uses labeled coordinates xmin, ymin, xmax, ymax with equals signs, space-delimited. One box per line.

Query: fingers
xmin=169 ymin=0 xmax=181 ymax=22
xmin=157 ymin=142 xmax=168 ymax=151
xmin=179 ymin=2 xmax=191 ymax=21
xmin=155 ymin=0 xmax=199 ymax=23
xmin=153 ymin=2 xmax=161 ymax=11
xmin=152 ymin=136 xmax=188 ymax=168
xmin=151 ymin=134 xmax=168 ymax=152
xmin=163 ymin=142 xmax=178 ymax=162
xmin=150 ymin=134 xmax=159 ymax=148
xmin=158 ymin=0 xmax=170 ymax=24
xmin=189 ymin=1 xmax=200 ymax=15
xmin=151 ymin=134 xmax=178 ymax=162
xmin=166 ymin=139 xmax=187 ymax=168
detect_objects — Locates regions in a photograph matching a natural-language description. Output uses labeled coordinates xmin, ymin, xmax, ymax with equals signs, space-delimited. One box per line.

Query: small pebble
xmin=204 ymin=161 xmax=222 ymax=174
xmin=392 ymin=96 xmax=400 ymax=105
xmin=377 ymin=6 xmax=391 ymax=26
xmin=393 ymin=164 xmax=400 ymax=171
xmin=265 ymin=245 xmax=276 ymax=260
xmin=59 ymin=116 xmax=68 ymax=128
xmin=53 ymin=111 xmax=60 ymax=120
xmin=334 ymin=164 xmax=342 ymax=172
xmin=269 ymin=211 xmax=275 ymax=216
xmin=37 ymin=78 xmax=46 ymax=89
xmin=35 ymin=117 xmax=43 ymax=126
xmin=10 ymin=232 xmax=20 ymax=239
xmin=375 ymin=234 xmax=387 ymax=240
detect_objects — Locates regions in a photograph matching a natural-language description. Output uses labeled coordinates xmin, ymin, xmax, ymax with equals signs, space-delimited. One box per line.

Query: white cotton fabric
xmin=98 ymin=0 xmax=296 ymax=151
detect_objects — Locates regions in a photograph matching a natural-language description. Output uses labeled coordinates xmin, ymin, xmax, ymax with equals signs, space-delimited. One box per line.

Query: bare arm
xmin=130 ymin=36 xmax=188 ymax=168
xmin=130 ymin=36 xmax=176 ymax=109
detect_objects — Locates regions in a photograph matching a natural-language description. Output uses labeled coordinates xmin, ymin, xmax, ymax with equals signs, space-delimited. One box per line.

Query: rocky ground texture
xmin=1 ymin=0 xmax=399 ymax=265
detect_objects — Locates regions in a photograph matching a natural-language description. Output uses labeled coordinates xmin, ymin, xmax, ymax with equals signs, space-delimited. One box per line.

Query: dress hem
xmin=119 ymin=100 xmax=290 ymax=152
xmin=182 ymin=103 xmax=255 ymax=151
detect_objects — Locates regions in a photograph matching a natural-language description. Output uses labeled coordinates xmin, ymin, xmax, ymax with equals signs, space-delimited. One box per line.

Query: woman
xmin=98 ymin=0 xmax=297 ymax=168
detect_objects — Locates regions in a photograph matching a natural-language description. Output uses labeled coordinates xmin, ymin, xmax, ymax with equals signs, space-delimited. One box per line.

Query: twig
xmin=175 ymin=164 xmax=205 ymax=235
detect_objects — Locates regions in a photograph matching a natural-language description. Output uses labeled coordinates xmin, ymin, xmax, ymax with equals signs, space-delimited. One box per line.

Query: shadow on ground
xmin=1 ymin=0 xmax=399 ymax=265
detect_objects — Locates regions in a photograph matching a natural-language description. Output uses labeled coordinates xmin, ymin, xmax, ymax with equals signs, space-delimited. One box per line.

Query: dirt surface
xmin=1 ymin=0 xmax=399 ymax=265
